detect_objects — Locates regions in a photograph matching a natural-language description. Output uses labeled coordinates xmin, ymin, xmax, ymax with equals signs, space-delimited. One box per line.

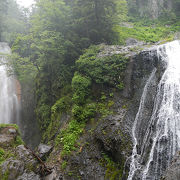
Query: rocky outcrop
xmin=42 ymin=43 xmax=163 ymax=180
xmin=37 ymin=144 xmax=53 ymax=160
xmin=0 ymin=125 xmax=40 ymax=180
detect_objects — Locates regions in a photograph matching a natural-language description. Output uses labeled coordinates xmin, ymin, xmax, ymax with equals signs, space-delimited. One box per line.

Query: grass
xmin=55 ymin=119 xmax=85 ymax=157
xmin=114 ymin=19 xmax=180 ymax=45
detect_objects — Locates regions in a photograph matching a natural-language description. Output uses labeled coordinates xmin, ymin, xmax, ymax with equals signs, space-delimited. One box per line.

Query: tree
xmin=0 ymin=0 xmax=8 ymax=41
xmin=67 ymin=0 xmax=117 ymax=44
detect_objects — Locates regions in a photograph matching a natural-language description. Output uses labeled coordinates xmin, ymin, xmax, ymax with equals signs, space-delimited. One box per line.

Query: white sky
xmin=16 ymin=0 xmax=35 ymax=8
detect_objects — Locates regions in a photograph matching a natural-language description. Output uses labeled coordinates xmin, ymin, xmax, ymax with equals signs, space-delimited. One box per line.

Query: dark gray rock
xmin=126 ymin=38 xmax=143 ymax=46
xmin=174 ymin=32 xmax=180 ymax=40
xmin=44 ymin=169 xmax=63 ymax=180
xmin=0 ymin=145 xmax=39 ymax=180
xmin=1 ymin=158 xmax=24 ymax=180
xmin=17 ymin=172 xmax=40 ymax=180
xmin=52 ymin=43 xmax=163 ymax=180
xmin=38 ymin=143 xmax=53 ymax=160
xmin=162 ymin=152 xmax=180 ymax=180
xmin=16 ymin=145 xmax=37 ymax=167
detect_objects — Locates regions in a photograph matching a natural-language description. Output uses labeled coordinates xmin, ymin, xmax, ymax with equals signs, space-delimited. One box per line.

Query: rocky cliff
xmin=1 ymin=41 xmax=180 ymax=180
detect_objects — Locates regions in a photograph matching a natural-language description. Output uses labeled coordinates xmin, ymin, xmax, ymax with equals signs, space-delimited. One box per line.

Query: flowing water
xmin=0 ymin=42 xmax=20 ymax=124
xmin=128 ymin=40 xmax=180 ymax=180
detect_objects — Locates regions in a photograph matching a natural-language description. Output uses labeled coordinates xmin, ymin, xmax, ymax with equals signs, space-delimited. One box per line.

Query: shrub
xmin=72 ymin=73 xmax=91 ymax=105
xmin=55 ymin=120 xmax=85 ymax=156
xmin=76 ymin=47 xmax=128 ymax=88
xmin=51 ymin=96 xmax=72 ymax=114
xmin=72 ymin=103 xmax=96 ymax=122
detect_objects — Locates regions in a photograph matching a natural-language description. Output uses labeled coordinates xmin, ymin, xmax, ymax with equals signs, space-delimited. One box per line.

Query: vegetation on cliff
xmin=0 ymin=0 xmax=179 ymax=179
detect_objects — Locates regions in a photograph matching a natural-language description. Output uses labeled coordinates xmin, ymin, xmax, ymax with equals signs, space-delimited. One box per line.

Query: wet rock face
xmin=162 ymin=152 xmax=180 ymax=180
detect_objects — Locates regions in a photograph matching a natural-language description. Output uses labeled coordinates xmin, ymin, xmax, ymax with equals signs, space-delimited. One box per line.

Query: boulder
xmin=38 ymin=144 xmax=53 ymax=160
xmin=0 ymin=126 xmax=18 ymax=148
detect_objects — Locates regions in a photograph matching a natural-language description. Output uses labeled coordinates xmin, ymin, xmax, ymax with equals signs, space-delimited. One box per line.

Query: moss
xmin=72 ymin=73 xmax=92 ymax=105
xmin=51 ymin=96 xmax=72 ymax=114
xmin=97 ymin=102 xmax=113 ymax=119
xmin=43 ymin=113 xmax=62 ymax=142
xmin=14 ymin=136 xmax=24 ymax=147
xmin=100 ymin=153 xmax=124 ymax=180
xmin=61 ymin=161 xmax=68 ymax=170
xmin=0 ymin=124 xmax=18 ymax=129
xmin=0 ymin=124 xmax=24 ymax=167
xmin=55 ymin=119 xmax=85 ymax=157
xmin=72 ymin=103 xmax=97 ymax=122
xmin=76 ymin=46 xmax=128 ymax=88
xmin=0 ymin=170 xmax=9 ymax=180
xmin=0 ymin=148 xmax=5 ymax=165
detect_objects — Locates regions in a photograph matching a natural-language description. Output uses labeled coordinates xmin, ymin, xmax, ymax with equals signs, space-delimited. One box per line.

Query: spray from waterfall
xmin=0 ymin=43 xmax=20 ymax=124
xmin=128 ymin=40 xmax=180 ymax=180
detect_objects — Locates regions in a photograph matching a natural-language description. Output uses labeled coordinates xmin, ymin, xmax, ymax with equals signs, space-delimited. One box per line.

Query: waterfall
xmin=128 ymin=40 xmax=180 ymax=180
xmin=0 ymin=42 xmax=20 ymax=124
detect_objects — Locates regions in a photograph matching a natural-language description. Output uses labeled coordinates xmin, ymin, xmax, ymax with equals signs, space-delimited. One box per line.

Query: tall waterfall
xmin=0 ymin=42 xmax=20 ymax=124
xmin=128 ymin=40 xmax=180 ymax=180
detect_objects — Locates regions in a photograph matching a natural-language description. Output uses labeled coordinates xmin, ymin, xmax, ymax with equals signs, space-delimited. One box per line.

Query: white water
xmin=128 ymin=40 xmax=180 ymax=180
xmin=127 ymin=68 xmax=157 ymax=180
xmin=0 ymin=43 xmax=20 ymax=124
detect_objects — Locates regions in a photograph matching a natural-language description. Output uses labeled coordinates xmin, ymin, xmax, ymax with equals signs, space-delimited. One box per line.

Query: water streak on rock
xmin=128 ymin=40 xmax=180 ymax=180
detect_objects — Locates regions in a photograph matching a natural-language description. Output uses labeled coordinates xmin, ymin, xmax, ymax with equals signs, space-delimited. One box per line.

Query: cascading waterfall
xmin=0 ymin=42 xmax=20 ymax=124
xmin=128 ymin=40 xmax=180 ymax=180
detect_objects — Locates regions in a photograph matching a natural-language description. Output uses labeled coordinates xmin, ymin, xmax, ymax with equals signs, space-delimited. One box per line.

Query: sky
xmin=16 ymin=0 xmax=35 ymax=8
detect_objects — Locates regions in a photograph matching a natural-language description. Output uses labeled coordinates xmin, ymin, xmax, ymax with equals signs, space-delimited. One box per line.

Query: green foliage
xmin=0 ymin=148 xmax=5 ymax=165
xmin=35 ymin=103 xmax=51 ymax=132
xmin=51 ymin=96 xmax=72 ymax=115
xmin=9 ymin=53 xmax=37 ymax=84
xmin=61 ymin=161 xmax=68 ymax=170
xmin=97 ymin=101 xmax=114 ymax=118
xmin=72 ymin=103 xmax=96 ymax=122
xmin=43 ymin=96 xmax=72 ymax=141
xmin=10 ymin=0 xmax=127 ymax=142
xmin=117 ymin=82 xmax=124 ymax=90
xmin=72 ymin=73 xmax=91 ymax=105
xmin=55 ymin=120 xmax=85 ymax=157
xmin=0 ymin=0 xmax=28 ymax=42
xmin=0 ymin=170 xmax=9 ymax=180
xmin=14 ymin=136 xmax=24 ymax=147
xmin=76 ymin=46 xmax=128 ymax=87
xmin=114 ymin=24 xmax=175 ymax=44
xmin=115 ymin=0 xmax=128 ymax=22
xmin=0 ymin=124 xmax=18 ymax=129
xmin=67 ymin=0 xmax=119 ymax=44
xmin=127 ymin=0 xmax=180 ymax=19
xmin=100 ymin=153 xmax=123 ymax=180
